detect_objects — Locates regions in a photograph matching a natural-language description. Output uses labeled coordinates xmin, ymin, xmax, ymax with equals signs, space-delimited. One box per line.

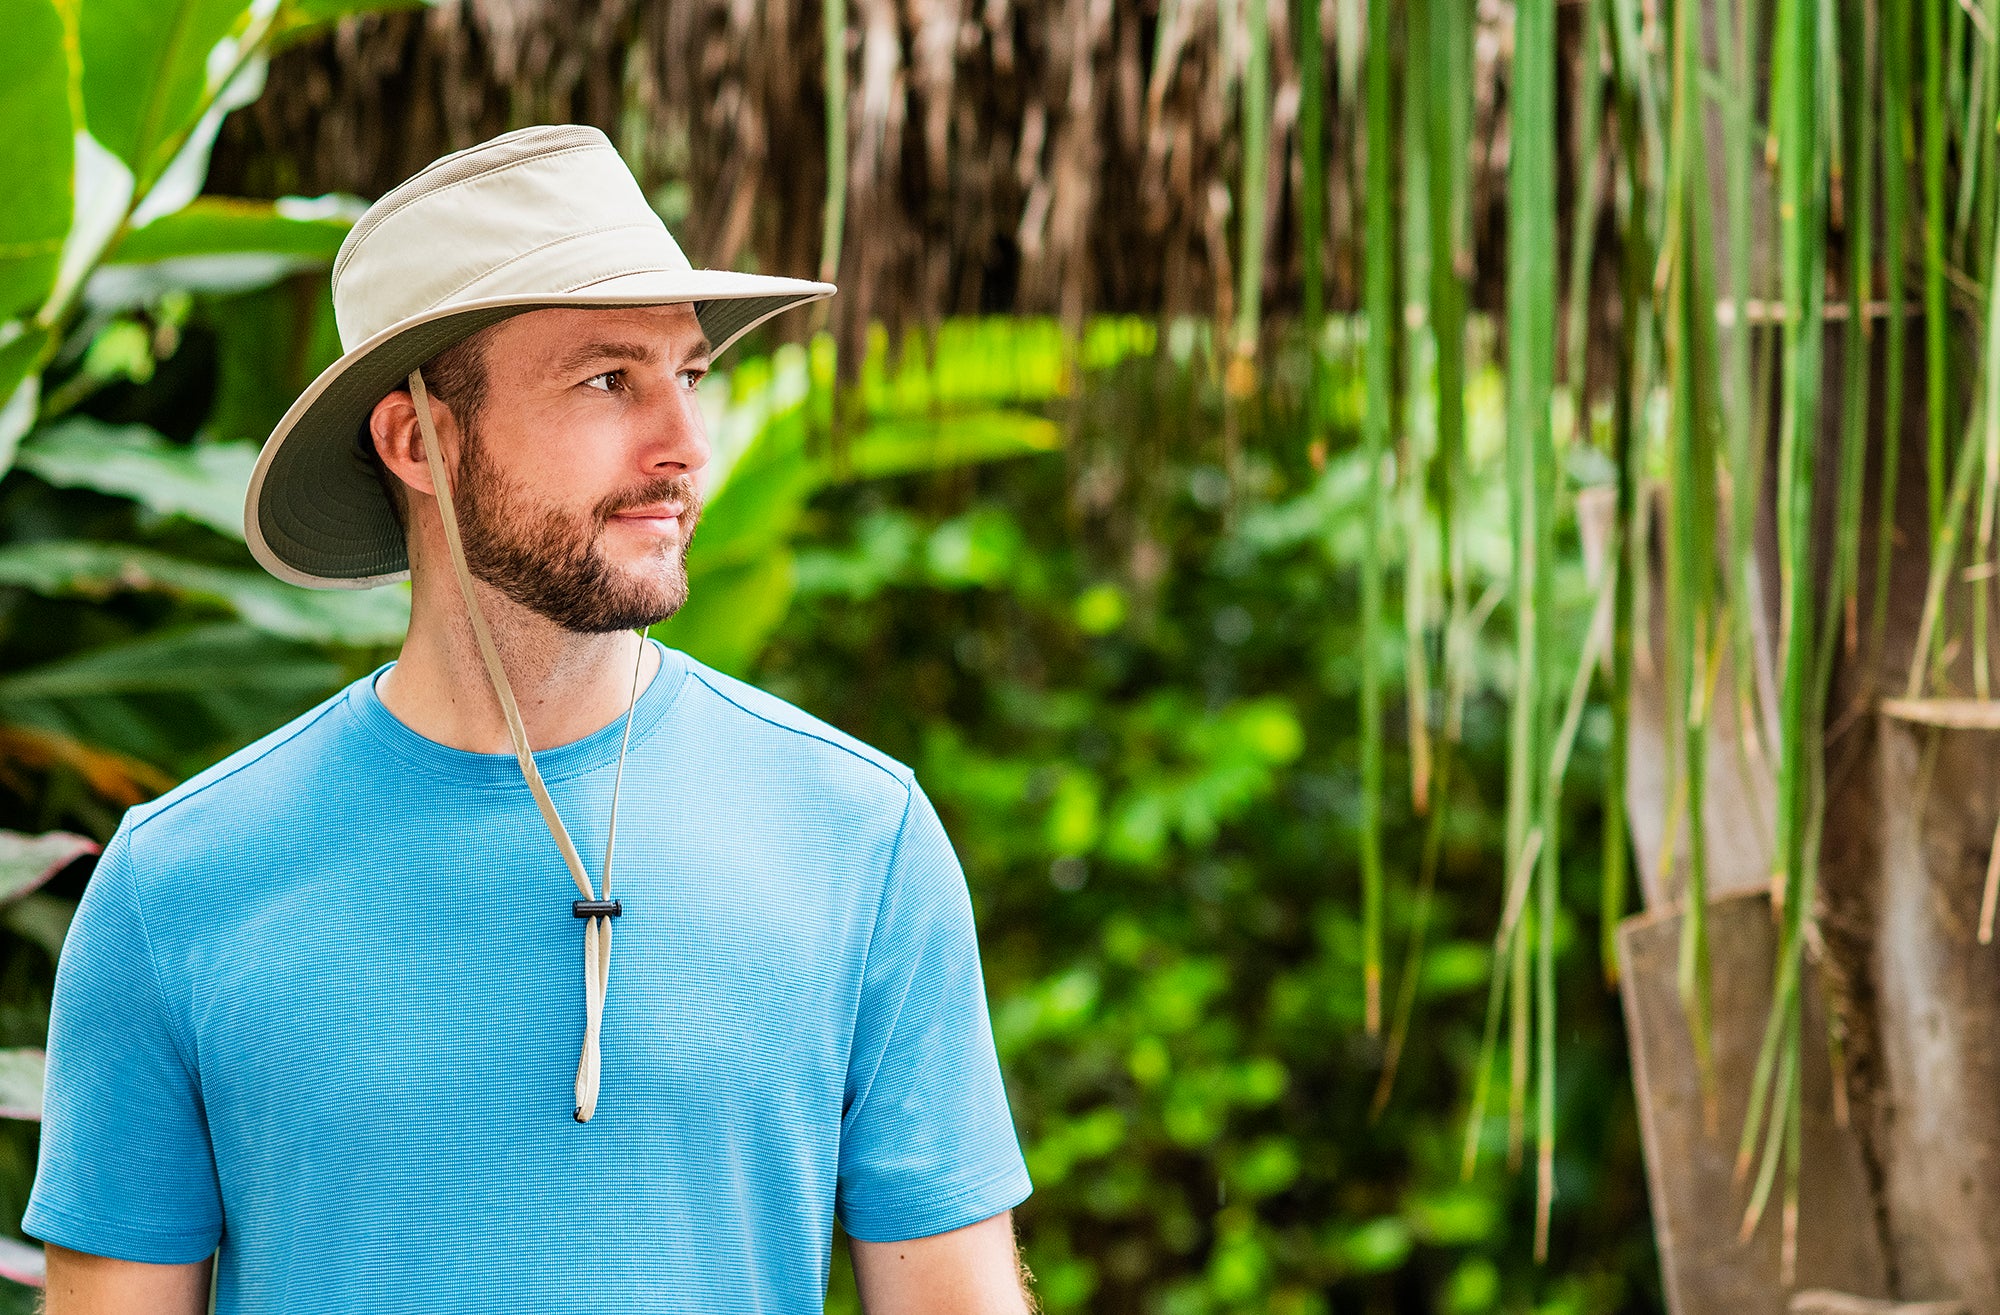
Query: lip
xmin=609 ymin=502 xmax=685 ymax=533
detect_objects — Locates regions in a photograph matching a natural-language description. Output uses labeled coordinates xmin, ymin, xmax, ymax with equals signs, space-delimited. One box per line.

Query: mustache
xmin=595 ymin=476 xmax=702 ymax=522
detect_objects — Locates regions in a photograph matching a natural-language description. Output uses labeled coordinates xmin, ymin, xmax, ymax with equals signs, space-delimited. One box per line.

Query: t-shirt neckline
xmin=346 ymin=637 xmax=690 ymax=787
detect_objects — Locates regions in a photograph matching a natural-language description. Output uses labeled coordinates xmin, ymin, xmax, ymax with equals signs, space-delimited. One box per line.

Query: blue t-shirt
xmin=25 ymin=640 xmax=1030 ymax=1312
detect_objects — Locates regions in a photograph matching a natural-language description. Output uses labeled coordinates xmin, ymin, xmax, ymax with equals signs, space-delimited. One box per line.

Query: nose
xmin=639 ymin=382 xmax=711 ymax=482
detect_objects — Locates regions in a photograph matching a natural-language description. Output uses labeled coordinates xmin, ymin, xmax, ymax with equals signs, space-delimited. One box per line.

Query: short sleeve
xmin=24 ymin=822 xmax=223 ymax=1263
xmin=836 ymin=780 xmax=1032 ymax=1242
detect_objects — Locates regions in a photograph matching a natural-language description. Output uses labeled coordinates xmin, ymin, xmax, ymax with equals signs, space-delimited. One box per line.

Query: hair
xmin=367 ymin=320 xmax=500 ymax=530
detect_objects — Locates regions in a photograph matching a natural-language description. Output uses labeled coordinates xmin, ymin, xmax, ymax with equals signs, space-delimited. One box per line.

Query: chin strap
xmin=409 ymin=367 xmax=644 ymax=1123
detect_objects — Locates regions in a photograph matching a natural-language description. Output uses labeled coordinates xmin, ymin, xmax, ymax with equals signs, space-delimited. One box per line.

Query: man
xmin=26 ymin=123 xmax=1034 ymax=1314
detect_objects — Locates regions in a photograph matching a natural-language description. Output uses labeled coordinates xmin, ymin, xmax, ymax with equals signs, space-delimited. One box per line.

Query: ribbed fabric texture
xmin=25 ymin=641 xmax=1031 ymax=1313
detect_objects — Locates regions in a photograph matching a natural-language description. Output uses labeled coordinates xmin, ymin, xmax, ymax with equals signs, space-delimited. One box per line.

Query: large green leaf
xmin=0 ymin=622 xmax=343 ymax=702
xmin=832 ymin=408 xmax=1060 ymax=482
xmin=0 ymin=831 xmax=96 ymax=904
xmin=0 ymin=623 xmax=347 ymax=775
xmin=107 ymin=196 xmax=353 ymax=264
xmin=15 ymin=418 xmax=257 ymax=539
xmin=79 ymin=0 xmax=254 ymax=189
xmin=0 ymin=1049 xmax=47 ymax=1121
xmin=0 ymin=540 xmax=409 ymax=645
xmin=0 ymin=0 xmax=73 ymax=323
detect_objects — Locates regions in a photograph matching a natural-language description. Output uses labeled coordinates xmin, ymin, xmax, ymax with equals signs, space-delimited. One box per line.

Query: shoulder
xmin=120 ymin=680 xmax=362 ymax=851
xmin=677 ymin=657 xmax=914 ymax=791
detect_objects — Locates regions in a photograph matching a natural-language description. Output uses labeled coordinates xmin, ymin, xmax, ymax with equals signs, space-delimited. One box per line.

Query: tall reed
xmin=1358 ymin=0 xmax=1393 ymax=1036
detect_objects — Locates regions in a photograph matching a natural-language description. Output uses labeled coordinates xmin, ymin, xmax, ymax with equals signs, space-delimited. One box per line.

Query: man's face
xmin=446 ymin=303 xmax=713 ymax=634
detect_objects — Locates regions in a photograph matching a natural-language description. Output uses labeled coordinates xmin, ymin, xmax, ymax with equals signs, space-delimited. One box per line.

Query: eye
xmin=679 ymin=368 xmax=706 ymax=391
xmin=583 ymin=369 xmax=623 ymax=392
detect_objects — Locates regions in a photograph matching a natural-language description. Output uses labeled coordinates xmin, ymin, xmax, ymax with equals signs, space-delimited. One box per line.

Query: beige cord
xmin=409 ymin=367 xmax=643 ymax=1123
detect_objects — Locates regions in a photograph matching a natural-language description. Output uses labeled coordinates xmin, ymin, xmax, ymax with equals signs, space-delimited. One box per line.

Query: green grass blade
xmin=1663 ymin=0 xmax=1726 ymax=1096
xmin=1403 ymin=3 xmax=1437 ymax=817
xmin=1565 ymin=0 xmax=1609 ymax=413
xmin=1975 ymin=0 xmax=2000 ymax=700
xmin=1904 ymin=406 xmax=1988 ymax=699
xmin=1836 ymin=0 xmax=1878 ymax=665
xmin=1925 ymin=0 xmax=1949 ymax=546
xmin=1511 ymin=0 xmax=1559 ymax=1240
xmin=1372 ymin=744 xmax=1454 ymax=1116
xmin=1234 ymin=0 xmax=1270 ymax=364
xmin=1601 ymin=0 xmax=1657 ymax=983
xmin=1429 ymin=0 xmax=1473 ymax=754
xmin=1874 ymin=0 xmax=1911 ymax=671
xmin=818 ymin=0 xmax=849 ymax=285
xmin=1359 ymin=0 xmax=1395 ymax=1037
xmin=1297 ymin=0 xmax=1327 ymax=344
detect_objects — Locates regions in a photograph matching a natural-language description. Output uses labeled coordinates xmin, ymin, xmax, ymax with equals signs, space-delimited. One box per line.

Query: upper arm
xmin=42 ymin=1243 xmax=213 ymax=1315
xmin=836 ymin=781 xmax=1032 ymax=1242
xmin=849 ymin=1210 xmax=1032 ymax=1315
xmin=24 ymin=826 xmax=223 ymax=1263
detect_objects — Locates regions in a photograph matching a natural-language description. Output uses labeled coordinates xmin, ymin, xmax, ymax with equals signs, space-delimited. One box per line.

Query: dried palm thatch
xmin=210 ymin=0 xmax=1512 ymax=370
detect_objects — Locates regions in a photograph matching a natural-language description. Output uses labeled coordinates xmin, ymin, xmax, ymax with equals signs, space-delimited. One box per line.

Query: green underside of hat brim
xmin=248 ymin=286 xmax=829 ymax=589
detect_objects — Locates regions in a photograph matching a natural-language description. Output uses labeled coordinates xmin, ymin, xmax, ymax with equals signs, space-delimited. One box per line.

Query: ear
xmin=368 ymin=383 xmax=449 ymax=500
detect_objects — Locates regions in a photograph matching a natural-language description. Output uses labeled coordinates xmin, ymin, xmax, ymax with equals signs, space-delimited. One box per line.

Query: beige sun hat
xmin=244 ymin=122 xmax=835 ymax=589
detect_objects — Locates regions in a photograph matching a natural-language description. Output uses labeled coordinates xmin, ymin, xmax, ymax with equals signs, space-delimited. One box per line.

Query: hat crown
xmin=330 ymin=124 xmax=692 ymax=350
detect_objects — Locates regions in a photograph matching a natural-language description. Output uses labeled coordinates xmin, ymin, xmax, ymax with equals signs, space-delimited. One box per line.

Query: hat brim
xmin=245 ymin=268 xmax=835 ymax=589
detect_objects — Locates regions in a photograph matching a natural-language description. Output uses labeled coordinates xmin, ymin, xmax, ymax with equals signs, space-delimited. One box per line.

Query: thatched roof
xmin=210 ymin=0 xmax=1517 ymax=360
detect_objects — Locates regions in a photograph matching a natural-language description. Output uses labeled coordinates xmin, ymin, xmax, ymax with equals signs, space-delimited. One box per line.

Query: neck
xmin=377 ymin=567 xmax=659 ymax=754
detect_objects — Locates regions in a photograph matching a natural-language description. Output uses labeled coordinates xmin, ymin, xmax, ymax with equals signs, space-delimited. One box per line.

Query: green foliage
xmin=18 ymin=420 xmax=259 ymax=539
xmin=0 ymin=540 xmax=408 ymax=644
xmin=0 ymin=0 xmax=72 ymax=325
xmin=107 ymin=196 xmax=355 ymax=265
xmin=77 ymin=0 xmax=255 ymax=190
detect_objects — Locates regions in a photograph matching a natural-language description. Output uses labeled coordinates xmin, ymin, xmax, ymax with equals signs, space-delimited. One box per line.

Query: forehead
xmin=486 ymin=303 xmax=709 ymax=369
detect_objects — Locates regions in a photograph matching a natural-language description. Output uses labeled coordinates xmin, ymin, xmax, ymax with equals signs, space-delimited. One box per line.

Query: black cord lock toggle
xmin=572 ymin=898 xmax=623 ymax=919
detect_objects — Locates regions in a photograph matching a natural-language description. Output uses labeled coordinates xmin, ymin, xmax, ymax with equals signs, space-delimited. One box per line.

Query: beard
xmin=450 ymin=426 xmax=704 ymax=635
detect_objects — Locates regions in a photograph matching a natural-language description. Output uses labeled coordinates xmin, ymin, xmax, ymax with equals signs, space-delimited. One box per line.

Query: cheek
xmin=520 ymin=416 xmax=629 ymax=500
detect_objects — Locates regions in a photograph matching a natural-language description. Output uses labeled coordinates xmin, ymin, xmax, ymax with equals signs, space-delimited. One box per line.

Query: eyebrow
xmin=547 ymin=336 xmax=713 ymax=380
